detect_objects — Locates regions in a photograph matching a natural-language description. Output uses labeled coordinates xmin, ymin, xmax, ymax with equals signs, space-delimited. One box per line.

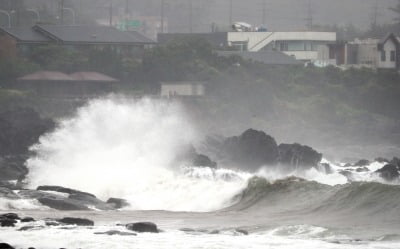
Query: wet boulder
xmin=221 ymin=129 xmax=279 ymax=171
xmin=37 ymin=197 xmax=91 ymax=211
xmin=106 ymin=198 xmax=130 ymax=209
xmin=126 ymin=222 xmax=159 ymax=233
xmin=21 ymin=217 xmax=35 ymax=223
xmin=57 ymin=217 xmax=94 ymax=226
xmin=37 ymin=186 xmax=96 ymax=198
xmin=94 ymin=230 xmax=137 ymax=236
xmin=375 ymin=164 xmax=400 ymax=181
xmin=0 ymin=243 xmax=15 ymax=249
xmin=278 ymin=143 xmax=322 ymax=170
xmin=354 ymin=159 xmax=370 ymax=167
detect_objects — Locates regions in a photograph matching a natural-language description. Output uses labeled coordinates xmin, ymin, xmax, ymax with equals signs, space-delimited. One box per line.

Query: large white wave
xmin=26 ymin=97 xmax=248 ymax=212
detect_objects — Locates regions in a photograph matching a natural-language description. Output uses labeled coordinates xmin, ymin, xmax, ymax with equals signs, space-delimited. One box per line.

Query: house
xmin=0 ymin=25 xmax=155 ymax=58
xmin=160 ymin=81 xmax=206 ymax=98
xmin=217 ymin=51 xmax=302 ymax=65
xmin=320 ymin=33 xmax=400 ymax=70
xmin=15 ymin=71 xmax=117 ymax=95
xmin=158 ymin=31 xmax=336 ymax=62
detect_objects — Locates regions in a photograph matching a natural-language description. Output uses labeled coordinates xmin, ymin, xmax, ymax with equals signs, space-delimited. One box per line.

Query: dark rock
xmin=58 ymin=217 xmax=94 ymax=226
xmin=221 ymin=129 xmax=279 ymax=171
xmin=235 ymin=229 xmax=249 ymax=235
xmin=354 ymin=159 xmax=370 ymax=167
xmin=44 ymin=220 xmax=60 ymax=226
xmin=209 ymin=229 xmax=220 ymax=234
xmin=0 ymin=187 xmax=19 ymax=199
xmin=390 ymin=157 xmax=400 ymax=167
xmin=21 ymin=217 xmax=35 ymax=222
xmin=94 ymin=230 xmax=137 ymax=236
xmin=19 ymin=189 xmax=112 ymax=211
xmin=319 ymin=163 xmax=333 ymax=174
xmin=0 ymin=218 xmax=17 ymax=227
xmin=192 ymin=154 xmax=217 ymax=168
xmin=0 ymin=213 xmax=20 ymax=220
xmin=38 ymin=197 xmax=91 ymax=211
xmin=106 ymin=198 xmax=130 ymax=209
xmin=356 ymin=167 xmax=369 ymax=172
xmin=37 ymin=185 xmax=96 ymax=198
xmin=126 ymin=222 xmax=159 ymax=233
xmin=278 ymin=143 xmax=322 ymax=170
xmin=0 ymin=243 xmax=15 ymax=249
xmin=375 ymin=164 xmax=400 ymax=181
xmin=375 ymin=157 xmax=389 ymax=163
xmin=339 ymin=170 xmax=354 ymax=181
xmin=18 ymin=225 xmax=45 ymax=231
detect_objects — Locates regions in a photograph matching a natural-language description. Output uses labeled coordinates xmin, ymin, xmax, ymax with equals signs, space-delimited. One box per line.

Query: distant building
xmin=217 ymin=51 xmax=302 ymax=65
xmin=158 ymin=31 xmax=336 ymax=62
xmin=160 ymin=81 xmax=205 ymax=98
xmin=319 ymin=33 xmax=400 ymax=70
xmin=16 ymin=71 xmax=118 ymax=96
xmin=0 ymin=25 xmax=155 ymax=58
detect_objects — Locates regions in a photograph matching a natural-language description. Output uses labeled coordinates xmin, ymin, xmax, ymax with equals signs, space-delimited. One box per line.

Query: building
xmin=158 ymin=31 xmax=336 ymax=62
xmin=16 ymin=71 xmax=117 ymax=95
xmin=217 ymin=51 xmax=302 ymax=65
xmin=160 ymin=81 xmax=205 ymax=98
xmin=319 ymin=33 xmax=400 ymax=70
xmin=0 ymin=25 xmax=155 ymax=58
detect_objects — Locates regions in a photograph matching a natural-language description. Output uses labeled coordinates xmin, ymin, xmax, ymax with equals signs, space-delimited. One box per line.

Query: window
xmin=279 ymin=42 xmax=288 ymax=51
xmin=390 ymin=51 xmax=396 ymax=62
xmin=381 ymin=50 xmax=386 ymax=61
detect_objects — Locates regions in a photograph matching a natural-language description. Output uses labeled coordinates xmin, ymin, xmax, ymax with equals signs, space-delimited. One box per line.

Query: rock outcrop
xmin=278 ymin=143 xmax=322 ymax=170
xmin=220 ymin=129 xmax=279 ymax=171
xmin=126 ymin=222 xmax=159 ymax=233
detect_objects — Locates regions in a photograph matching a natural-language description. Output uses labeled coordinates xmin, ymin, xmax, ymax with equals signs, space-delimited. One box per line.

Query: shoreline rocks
xmin=126 ymin=222 xmax=159 ymax=233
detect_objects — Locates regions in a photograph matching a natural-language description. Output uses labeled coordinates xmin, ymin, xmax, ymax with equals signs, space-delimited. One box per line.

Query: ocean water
xmin=1 ymin=97 xmax=400 ymax=249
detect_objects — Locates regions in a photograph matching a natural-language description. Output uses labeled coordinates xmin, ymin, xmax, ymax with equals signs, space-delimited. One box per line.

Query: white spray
xmin=26 ymin=97 xmax=248 ymax=212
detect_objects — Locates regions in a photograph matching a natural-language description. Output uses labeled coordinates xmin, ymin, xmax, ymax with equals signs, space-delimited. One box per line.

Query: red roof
xmin=69 ymin=72 xmax=118 ymax=82
xmin=17 ymin=71 xmax=75 ymax=81
xmin=17 ymin=71 xmax=118 ymax=82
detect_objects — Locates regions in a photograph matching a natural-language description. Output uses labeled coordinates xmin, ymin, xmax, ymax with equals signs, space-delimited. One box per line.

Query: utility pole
xmin=109 ymin=0 xmax=113 ymax=26
xmin=261 ymin=0 xmax=266 ymax=25
xmin=189 ymin=0 xmax=193 ymax=33
xmin=60 ymin=0 xmax=64 ymax=25
xmin=160 ymin=0 xmax=164 ymax=33
xmin=229 ymin=0 xmax=232 ymax=25
xmin=305 ymin=0 xmax=313 ymax=31
xmin=371 ymin=0 xmax=379 ymax=28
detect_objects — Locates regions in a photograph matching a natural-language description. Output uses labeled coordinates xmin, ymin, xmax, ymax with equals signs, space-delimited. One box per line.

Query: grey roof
xmin=0 ymin=27 xmax=50 ymax=42
xmin=34 ymin=25 xmax=155 ymax=44
xmin=217 ymin=51 xmax=302 ymax=65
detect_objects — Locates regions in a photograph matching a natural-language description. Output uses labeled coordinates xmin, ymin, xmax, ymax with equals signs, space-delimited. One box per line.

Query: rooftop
xmin=34 ymin=25 xmax=155 ymax=44
xmin=0 ymin=27 xmax=50 ymax=42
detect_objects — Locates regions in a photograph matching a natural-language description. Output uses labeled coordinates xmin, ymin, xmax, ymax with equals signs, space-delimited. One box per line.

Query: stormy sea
xmin=1 ymin=97 xmax=400 ymax=249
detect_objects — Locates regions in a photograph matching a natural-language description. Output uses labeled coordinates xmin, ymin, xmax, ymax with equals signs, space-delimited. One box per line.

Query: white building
xmin=227 ymin=32 xmax=337 ymax=61
xmin=158 ymin=31 xmax=336 ymax=62
xmin=160 ymin=81 xmax=205 ymax=98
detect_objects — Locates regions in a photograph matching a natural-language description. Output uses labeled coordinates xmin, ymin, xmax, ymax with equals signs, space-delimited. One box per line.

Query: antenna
xmin=160 ymin=0 xmax=165 ymax=33
xmin=262 ymin=0 xmax=266 ymax=25
xmin=228 ymin=0 xmax=233 ymax=25
xmin=305 ymin=0 xmax=313 ymax=30
xmin=371 ymin=0 xmax=379 ymax=28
